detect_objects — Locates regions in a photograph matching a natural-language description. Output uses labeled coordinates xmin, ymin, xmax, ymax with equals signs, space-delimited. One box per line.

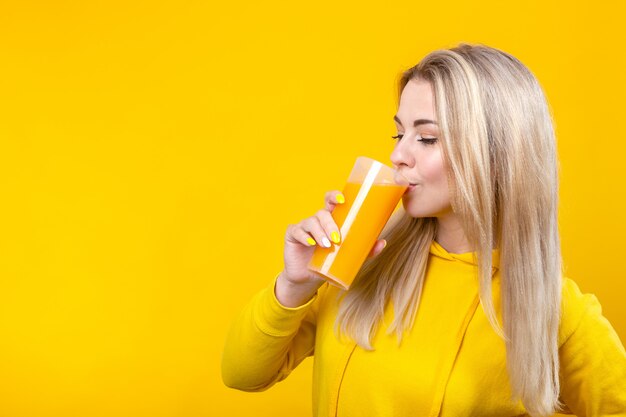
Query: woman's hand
xmin=275 ymin=190 xmax=387 ymax=307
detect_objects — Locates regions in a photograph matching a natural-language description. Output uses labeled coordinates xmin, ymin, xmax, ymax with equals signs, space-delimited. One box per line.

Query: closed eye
xmin=418 ymin=137 xmax=438 ymax=145
xmin=391 ymin=134 xmax=438 ymax=145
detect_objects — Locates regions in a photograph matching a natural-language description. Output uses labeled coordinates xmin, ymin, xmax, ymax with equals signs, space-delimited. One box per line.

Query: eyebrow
xmin=394 ymin=115 xmax=438 ymax=127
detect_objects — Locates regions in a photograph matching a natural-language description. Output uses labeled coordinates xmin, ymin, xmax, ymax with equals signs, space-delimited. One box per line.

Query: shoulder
xmin=559 ymin=277 xmax=603 ymax=348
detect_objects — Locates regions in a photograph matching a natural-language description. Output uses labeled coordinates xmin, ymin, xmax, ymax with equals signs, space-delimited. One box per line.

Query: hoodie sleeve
xmin=221 ymin=275 xmax=325 ymax=391
xmin=558 ymin=278 xmax=626 ymax=416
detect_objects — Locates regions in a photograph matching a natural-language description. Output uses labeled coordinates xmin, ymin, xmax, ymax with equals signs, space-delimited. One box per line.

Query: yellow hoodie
xmin=222 ymin=242 xmax=626 ymax=416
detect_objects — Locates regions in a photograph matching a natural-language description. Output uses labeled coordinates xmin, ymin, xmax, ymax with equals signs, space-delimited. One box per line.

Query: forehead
xmin=395 ymin=79 xmax=436 ymax=123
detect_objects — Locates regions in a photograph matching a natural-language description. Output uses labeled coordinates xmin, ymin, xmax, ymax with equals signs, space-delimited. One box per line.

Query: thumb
xmin=367 ymin=239 xmax=387 ymax=258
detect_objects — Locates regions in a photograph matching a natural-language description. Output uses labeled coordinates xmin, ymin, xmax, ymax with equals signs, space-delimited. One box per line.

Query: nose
xmin=390 ymin=136 xmax=415 ymax=170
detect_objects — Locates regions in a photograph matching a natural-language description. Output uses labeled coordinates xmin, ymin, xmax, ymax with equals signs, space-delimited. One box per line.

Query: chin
xmin=402 ymin=207 xmax=435 ymax=219
xmin=402 ymin=200 xmax=449 ymax=220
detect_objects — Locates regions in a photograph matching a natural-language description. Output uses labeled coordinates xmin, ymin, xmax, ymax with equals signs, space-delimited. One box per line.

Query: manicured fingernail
xmin=306 ymin=237 xmax=316 ymax=246
xmin=382 ymin=239 xmax=387 ymax=249
xmin=322 ymin=237 xmax=331 ymax=248
xmin=336 ymin=193 xmax=345 ymax=204
xmin=331 ymin=231 xmax=340 ymax=244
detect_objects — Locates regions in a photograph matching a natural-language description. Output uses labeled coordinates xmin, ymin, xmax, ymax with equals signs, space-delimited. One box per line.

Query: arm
xmin=558 ymin=280 xmax=626 ymax=416
xmin=221 ymin=275 xmax=325 ymax=391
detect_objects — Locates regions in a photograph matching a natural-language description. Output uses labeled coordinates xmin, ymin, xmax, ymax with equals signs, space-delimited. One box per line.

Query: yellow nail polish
xmin=331 ymin=231 xmax=340 ymax=244
xmin=336 ymin=193 xmax=345 ymax=204
xmin=306 ymin=237 xmax=316 ymax=246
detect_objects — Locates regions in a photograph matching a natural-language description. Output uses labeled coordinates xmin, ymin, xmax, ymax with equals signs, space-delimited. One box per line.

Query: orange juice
xmin=308 ymin=181 xmax=406 ymax=289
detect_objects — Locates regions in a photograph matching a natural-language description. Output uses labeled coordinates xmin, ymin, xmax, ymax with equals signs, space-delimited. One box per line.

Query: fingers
xmin=286 ymin=191 xmax=346 ymax=248
xmin=302 ymin=191 xmax=345 ymax=247
xmin=286 ymin=213 xmax=341 ymax=249
xmin=286 ymin=218 xmax=332 ymax=248
xmin=301 ymin=215 xmax=334 ymax=248
xmin=324 ymin=190 xmax=345 ymax=212
xmin=285 ymin=223 xmax=318 ymax=247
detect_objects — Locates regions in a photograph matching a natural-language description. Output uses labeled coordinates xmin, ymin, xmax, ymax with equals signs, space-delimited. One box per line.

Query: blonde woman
xmin=221 ymin=44 xmax=626 ymax=416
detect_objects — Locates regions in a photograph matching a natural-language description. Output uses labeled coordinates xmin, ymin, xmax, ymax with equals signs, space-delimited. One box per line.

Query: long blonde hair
xmin=336 ymin=44 xmax=562 ymax=416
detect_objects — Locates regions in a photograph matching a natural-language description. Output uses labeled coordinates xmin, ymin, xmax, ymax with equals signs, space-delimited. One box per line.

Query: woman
xmin=221 ymin=44 xmax=626 ymax=416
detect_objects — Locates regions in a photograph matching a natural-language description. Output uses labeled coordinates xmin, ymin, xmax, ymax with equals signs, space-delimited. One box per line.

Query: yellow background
xmin=0 ymin=0 xmax=624 ymax=416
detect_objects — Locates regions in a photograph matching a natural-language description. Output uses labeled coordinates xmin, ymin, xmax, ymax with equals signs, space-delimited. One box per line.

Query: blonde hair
xmin=335 ymin=44 xmax=562 ymax=416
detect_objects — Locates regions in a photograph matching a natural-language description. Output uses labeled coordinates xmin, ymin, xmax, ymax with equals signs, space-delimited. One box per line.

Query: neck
xmin=435 ymin=212 xmax=472 ymax=254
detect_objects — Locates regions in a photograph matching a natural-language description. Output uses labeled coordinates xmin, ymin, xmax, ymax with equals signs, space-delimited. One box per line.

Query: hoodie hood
xmin=429 ymin=240 xmax=500 ymax=271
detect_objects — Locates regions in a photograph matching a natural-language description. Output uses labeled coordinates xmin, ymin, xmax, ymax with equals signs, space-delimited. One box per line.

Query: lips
xmin=404 ymin=183 xmax=418 ymax=195
xmin=395 ymin=172 xmax=417 ymax=186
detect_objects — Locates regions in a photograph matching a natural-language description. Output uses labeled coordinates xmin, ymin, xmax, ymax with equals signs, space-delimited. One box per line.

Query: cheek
xmin=417 ymin=150 xmax=447 ymax=185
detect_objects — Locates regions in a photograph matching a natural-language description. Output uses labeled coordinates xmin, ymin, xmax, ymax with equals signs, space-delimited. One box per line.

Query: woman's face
xmin=390 ymin=78 xmax=453 ymax=219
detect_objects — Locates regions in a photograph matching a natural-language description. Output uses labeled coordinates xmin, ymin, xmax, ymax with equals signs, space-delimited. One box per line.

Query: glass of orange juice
xmin=308 ymin=156 xmax=407 ymax=290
